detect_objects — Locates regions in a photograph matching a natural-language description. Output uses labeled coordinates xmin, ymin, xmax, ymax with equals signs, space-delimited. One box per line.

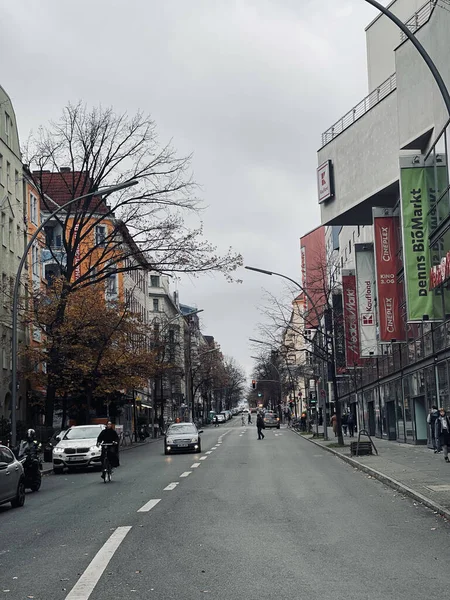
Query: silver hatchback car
xmin=0 ymin=444 xmax=25 ymax=509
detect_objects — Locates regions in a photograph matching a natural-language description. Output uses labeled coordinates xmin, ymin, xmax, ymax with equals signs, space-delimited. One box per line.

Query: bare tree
xmin=24 ymin=103 xmax=243 ymax=424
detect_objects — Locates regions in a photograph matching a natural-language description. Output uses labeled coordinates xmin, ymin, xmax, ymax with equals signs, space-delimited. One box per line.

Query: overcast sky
xmin=1 ymin=0 xmax=381 ymax=379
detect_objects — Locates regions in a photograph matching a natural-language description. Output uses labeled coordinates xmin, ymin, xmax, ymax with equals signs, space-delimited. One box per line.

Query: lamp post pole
xmin=245 ymin=265 xmax=343 ymax=445
xmin=10 ymin=179 xmax=138 ymax=447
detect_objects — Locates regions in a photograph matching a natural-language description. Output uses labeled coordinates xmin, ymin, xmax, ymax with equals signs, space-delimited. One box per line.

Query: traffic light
xmin=309 ymin=391 xmax=317 ymax=406
xmin=257 ymin=392 xmax=262 ymax=398
xmin=252 ymin=379 xmax=256 ymax=389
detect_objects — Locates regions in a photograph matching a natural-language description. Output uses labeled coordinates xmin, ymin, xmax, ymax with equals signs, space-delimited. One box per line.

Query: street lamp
xmin=245 ymin=265 xmax=342 ymax=445
xmin=11 ymin=179 xmax=139 ymax=446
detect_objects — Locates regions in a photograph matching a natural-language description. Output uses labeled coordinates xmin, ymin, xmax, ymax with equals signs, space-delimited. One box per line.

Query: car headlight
xmin=90 ymin=445 xmax=100 ymax=453
xmin=191 ymin=437 xmax=198 ymax=443
xmin=53 ymin=447 xmax=64 ymax=454
xmin=166 ymin=438 xmax=174 ymax=444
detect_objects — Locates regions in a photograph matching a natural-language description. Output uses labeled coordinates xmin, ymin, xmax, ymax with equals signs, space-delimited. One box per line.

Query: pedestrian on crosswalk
xmin=256 ymin=413 xmax=265 ymax=440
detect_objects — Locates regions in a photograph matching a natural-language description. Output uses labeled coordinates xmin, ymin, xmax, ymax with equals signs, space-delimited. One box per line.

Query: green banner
xmin=400 ymin=165 xmax=446 ymax=321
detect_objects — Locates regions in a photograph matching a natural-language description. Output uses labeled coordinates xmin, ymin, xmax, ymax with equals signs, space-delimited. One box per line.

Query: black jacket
xmin=256 ymin=415 xmax=264 ymax=429
xmin=97 ymin=428 xmax=119 ymax=445
xmin=435 ymin=415 xmax=450 ymax=442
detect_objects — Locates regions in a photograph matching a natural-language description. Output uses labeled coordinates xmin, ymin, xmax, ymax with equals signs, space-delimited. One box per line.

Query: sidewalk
xmin=41 ymin=436 xmax=162 ymax=475
xmin=292 ymin=426 xmax=450 ymax=519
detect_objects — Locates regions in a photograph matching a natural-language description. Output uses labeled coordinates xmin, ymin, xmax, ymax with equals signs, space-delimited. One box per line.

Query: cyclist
xmin=97 ymin=422 xmax=120 ymax=479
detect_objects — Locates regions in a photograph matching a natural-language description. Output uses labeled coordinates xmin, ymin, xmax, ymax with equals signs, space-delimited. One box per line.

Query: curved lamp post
xmin=11 ymin=179 xmax=138 ymax=446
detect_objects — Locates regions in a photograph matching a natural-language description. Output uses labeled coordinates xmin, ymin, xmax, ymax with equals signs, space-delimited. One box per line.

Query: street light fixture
xmin=11 ymin=179 xmax=139 ymax=446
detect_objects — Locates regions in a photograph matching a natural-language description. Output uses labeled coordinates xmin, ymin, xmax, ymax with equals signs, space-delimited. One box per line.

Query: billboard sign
xmin=342 ymin=270 xmax=361 ymax=367
xmin=355 ymin=244 xmax=378 ymax=357
xmin=373 ymin=211 xmax=405 ymax=341
xmin=317 ymin=160 xmax=334 ymax=204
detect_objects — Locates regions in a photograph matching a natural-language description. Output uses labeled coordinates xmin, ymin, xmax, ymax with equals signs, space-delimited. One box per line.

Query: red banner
xmin=374 ymin=216 xmax=405 ymax=342
xmin=342 ymin=272 xmax=361 ymax=367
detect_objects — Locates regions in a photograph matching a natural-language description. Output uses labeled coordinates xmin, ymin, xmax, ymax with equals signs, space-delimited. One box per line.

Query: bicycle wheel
xmin=107 ymin=465 xmax=112 ymax=482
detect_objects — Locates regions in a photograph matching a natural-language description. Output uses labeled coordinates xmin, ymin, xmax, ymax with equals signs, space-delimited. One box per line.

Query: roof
xmin=32 ymin=170 xmax=109 ymax=214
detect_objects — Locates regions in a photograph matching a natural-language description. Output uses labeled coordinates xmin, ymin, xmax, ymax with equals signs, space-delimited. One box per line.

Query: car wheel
xmin=11 ymin=478 xmax=25 ymax=508
xmin=197 ymin=443 xmax=202 ymax=453
xmin=53 ymin=467 xmax=64 ymax=475
xmin=44 ymin=451 xmax=52 ymax=462
xmin=277 ymin=425 xmax=280 ymax=429
xmin=164 ymin=447 xmax=169 ymax=455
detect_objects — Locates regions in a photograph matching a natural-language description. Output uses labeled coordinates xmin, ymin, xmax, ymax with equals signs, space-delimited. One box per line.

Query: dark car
xmin=264 ymin=412 xmax=280 ymax=429
xmin=164 ymin=423 xmax=203 ymax=455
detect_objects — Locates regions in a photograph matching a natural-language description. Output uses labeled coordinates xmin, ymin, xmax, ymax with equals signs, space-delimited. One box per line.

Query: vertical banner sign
xmin=74 ymin=223 xmax=81 ymax=279
xmin=342 ymin=270 xmax=361 ymax=367
xmin=400 ymin=159 xmax=447 ymax=321
xmin=332 ymin=293 xmax=346 ymax=374
xmin=373 ymin=213 xmax=406 ymax=341
xmin=355 ymin=244 xmax=378 ymax=357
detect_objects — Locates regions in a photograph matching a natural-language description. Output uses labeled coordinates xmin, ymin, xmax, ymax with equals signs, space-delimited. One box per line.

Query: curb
xmin=292 ymin=429 xmax=450 ymax=521
xmin=42 ymin=437 xmax=163 ymax=475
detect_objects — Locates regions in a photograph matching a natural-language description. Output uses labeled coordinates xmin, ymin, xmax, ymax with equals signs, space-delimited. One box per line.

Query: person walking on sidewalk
xmin=347 ymin=412 xmax=355 ymax=438
xmin=256 ymin=412 xmax=265 ymax=440
xmin=427 ymin=405 xmax=440 ymax=453
xmin=331 ymin=413 xmax=337 ymax=437
xmin=248 ymin=412 xmax=252 ymax=425
xmin=341 ymin=413 xmax=348 ymax=436
xmin=435 ymin=408 xmax=450 ymax=462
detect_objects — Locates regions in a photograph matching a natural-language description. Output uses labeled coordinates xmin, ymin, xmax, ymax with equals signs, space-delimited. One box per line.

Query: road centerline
xmin=191 ymin=463 xmax=201 ymax=468
xmin=180 ymin=471 xmax=192 ymax=478
xmin=164 ymin=482 xmax=179 ymax=491
xmin=65 ymin=526 xmax=132 ymax=600
xmin=137 ymin=498 xmax=161 ymax=513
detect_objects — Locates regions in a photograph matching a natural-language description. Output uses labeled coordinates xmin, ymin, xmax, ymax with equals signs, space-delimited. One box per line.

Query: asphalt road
xmin=1 ymin=420 xmax=449 ymax=600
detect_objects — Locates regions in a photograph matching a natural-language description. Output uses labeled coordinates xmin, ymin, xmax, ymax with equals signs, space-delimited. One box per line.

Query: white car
xmin=52 ymin=425 xmax=106 ymax=473
xmin=215 ymin=414 xmax=226 ymax=423
xmin=0 ymin=445 xmax=25 ymax=509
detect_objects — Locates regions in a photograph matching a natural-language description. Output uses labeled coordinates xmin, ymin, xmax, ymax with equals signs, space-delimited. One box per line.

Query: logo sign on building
xmin=342 ymin=270 xmax=361 ymax=367
xmin=355 ymin=245 xmax=378 ymax=357
xmin=373 ymin=210 xmax=405 ymax=342
xmin=317 ymin=160 xmax=334 ymax=204
xmin=400 ymin=157 xmax=447 ymax=321
xmin=430 ymin=249 xmax=450 ymax=289
xmin=74 ymin=223 xmax=81 ymax=280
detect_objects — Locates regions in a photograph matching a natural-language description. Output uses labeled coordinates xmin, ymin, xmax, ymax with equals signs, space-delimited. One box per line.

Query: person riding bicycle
xmin=97 ymin=422 xmax=120 ymax=478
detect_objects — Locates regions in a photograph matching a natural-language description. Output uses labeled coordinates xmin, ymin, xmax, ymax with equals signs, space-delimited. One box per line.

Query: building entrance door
xmin=368 ymin=401 xmax=376 ymax=436
xmin=413 ymin=396 xmax=427 ymax=443
xmin=386 ymin=401 xmax=397 ymax=440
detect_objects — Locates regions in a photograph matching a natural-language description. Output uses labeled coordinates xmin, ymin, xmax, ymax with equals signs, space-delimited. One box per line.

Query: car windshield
xmin=266 ymin=413 xmax=275 ymax=418
xmin=168 ymin=424 xmax=196 ymax=435
xmin=64 ymin=427 xmax=101 ymax=440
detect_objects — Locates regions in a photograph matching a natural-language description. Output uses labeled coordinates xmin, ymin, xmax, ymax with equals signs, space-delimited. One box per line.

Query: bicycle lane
xmin=0 ymin=426 xmax=231 ymax=600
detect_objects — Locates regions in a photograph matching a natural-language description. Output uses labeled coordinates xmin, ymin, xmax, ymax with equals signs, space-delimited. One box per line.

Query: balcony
xmin=321 ymin=73 xmax=396 ymax=148
xmin=400 ymin=0 xmax=437 ymax=43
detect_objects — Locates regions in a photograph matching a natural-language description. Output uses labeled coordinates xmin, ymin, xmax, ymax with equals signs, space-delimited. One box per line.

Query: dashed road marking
xmin=164 ymin=482 xmax=179 ymax=491
xmin=191 ymin=463 xmax=200 ymax=468
xmin=65 ymin=526 xmax=132 ymax=600
xmin=199 ymin=456 xmax=207 ymax=461
xmin=180 ymin=471 xmax=192 ymax=478
xmin=205 ymin=451 xmax=212 ymax=455
xmin=138 ymin=498 xmax=161 ymax=513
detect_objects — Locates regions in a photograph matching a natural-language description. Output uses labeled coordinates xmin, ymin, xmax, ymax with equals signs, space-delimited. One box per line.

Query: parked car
xmin=264 ymin=412 xmax=280 ymax=429
xmin=44 ymin=429 xmax=68 ymax=462
xmin=0 ymin=444 xmax=25 ymax=509
xmin=52 ymin=424 xmax=106 ymax=473
xmin=215 ymin=414 xmax=226 ymax=423
xmin=164 ymin=423 xmax=203 ymax=455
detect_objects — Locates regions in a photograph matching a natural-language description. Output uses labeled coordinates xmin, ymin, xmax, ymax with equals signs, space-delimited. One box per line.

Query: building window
xmin=5 ymin=113 xmax=11 ymax=147
xmin=6 ymin=162 xmax=10 ymax=191
xmin=95 ymin=225 xmax=106 ymax=247
xmin=153 ymin=298 xmax=159 ymax=312
xmin=348 ymin=240 xmax=351 ymax=254
xmin=30 ymin=193 xmax=38 ymax=225
xmin=0 ymin=154 xmax=3 ymax=186
xmin=16 ymin=225 xmax=20 ymax=256
xmin=2 ymin=273 xmax=7 ymax=307
xmin=357 ymin=225 xmax=360 ymax=237
xmin=8 ymin=218 xmax=13 ymax=252
xmin=1 ymin=212 xmax=5 ymax=247
xmin=32 ymin=244 xmax=40 ymax=277
xmin=14 ymin=170 xmax=19 ymax=197
xmin=106 ymin=272 xmax=117 ymax=295
xmin=150 ymin=275 xmax=160 ymax=288
xmin=2 ymin=335 xmax=7 ymax=369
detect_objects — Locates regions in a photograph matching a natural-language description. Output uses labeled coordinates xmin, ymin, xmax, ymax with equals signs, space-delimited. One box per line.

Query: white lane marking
xmin=199 ymin=456 xmax=207 ymax=460
xmin=191 ymin=463 xmax=200 ymax=468
xmin=180 ymin=471 xmax=192 ymax=478
xmin=211 ymin=446 xmax=217 ymax=449
xmin=205 ymin=451 xmax=212 ymax=455
xmin=138 ymin=498 xmax=161 ymax=513
xmin=65 ymin=526 xmax=132 ymax=600
xmin=164 ymin=482 xmax=179 ymax=491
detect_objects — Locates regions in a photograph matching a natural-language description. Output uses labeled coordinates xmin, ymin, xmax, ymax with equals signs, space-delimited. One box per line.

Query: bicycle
xmin=100 ymin=442 xmax=116 ymax=483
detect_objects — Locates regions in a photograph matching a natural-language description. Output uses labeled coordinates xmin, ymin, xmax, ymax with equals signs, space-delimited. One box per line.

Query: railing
xmin=320 ymin=73 xmax=396 ymax=148
xmin=400 ymin=0 xmax=437 ymax=42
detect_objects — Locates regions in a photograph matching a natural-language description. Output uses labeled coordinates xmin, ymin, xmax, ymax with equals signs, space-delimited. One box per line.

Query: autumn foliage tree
xmin=23 ymin=281 xmax=158 ymax=424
